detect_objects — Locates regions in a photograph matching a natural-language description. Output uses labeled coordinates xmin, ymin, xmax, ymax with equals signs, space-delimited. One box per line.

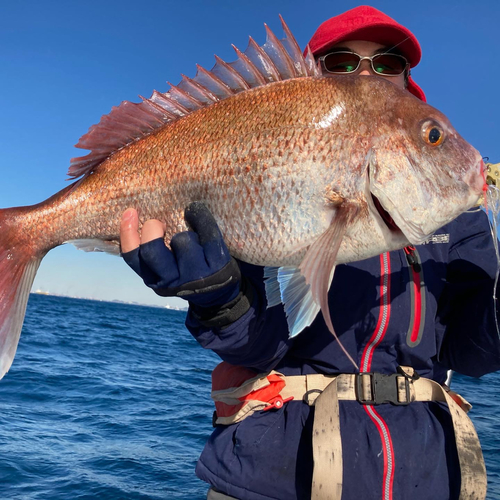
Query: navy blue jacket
xmin=186 ymin=210 xmax=500 ymax=500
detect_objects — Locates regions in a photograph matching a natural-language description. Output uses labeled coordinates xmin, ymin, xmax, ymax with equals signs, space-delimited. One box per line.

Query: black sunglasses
xmin=318 ymin=51 xmax=409 ymax=77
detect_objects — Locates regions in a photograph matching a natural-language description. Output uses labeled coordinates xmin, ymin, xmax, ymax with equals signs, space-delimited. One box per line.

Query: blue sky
xmin=1 ymin=0 xmax=499 ymax=307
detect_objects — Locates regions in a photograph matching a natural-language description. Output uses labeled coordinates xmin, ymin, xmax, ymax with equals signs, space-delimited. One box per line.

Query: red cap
xmin=307 ymin=5 xmax=426 ymax=101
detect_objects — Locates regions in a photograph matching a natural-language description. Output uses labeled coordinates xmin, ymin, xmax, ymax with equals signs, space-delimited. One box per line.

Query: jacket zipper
xmin=360 ymin=253 xmax=395 ymax=500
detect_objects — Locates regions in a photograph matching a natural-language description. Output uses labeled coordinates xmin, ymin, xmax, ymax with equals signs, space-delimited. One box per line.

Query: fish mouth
xmin=370 ymin=190 xmax=430 ymax=245
xmin=365 ymin=150 xmax=403 ymax=235
xmin=371 ymin=193 xmax=402 ymax=233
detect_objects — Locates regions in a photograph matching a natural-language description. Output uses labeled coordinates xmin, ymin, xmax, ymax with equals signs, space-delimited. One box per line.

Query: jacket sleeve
xmin=437 ymin=210 xmax=500 ymax=377
xmin=185 ymin=261 xmax=293 ymax=372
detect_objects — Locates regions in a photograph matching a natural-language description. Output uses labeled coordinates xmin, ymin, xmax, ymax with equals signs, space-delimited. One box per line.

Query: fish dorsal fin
xmin=68 ymin=16 xmax=320 ymax=179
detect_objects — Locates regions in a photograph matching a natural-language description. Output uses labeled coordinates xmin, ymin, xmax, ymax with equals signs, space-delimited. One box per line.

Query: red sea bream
xmin=0 ymin=18 xmax=485 ymax=376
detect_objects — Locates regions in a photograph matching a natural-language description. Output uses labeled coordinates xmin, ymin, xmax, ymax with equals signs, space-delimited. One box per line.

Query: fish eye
xmin=422 ymin=122 xmax=444 ymax=146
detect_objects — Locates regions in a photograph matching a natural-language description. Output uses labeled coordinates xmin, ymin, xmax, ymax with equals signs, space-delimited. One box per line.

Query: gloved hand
xmin=120 ymin=202 xmax=241 ymax=308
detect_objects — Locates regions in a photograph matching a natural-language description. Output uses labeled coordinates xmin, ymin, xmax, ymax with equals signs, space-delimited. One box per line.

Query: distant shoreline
xmin=29 ymin=291 xmax=188 ymax=311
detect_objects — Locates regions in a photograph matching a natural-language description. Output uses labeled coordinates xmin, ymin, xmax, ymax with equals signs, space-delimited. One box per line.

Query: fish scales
xmin=0 ymin=20 xmax=485 ymax=377
xmin=15 ymin=78 xmax=359 ymax=265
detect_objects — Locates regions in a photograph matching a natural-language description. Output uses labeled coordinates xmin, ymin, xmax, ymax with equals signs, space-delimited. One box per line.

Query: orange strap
xmin=211 ymin=362 xmax=291 ymax=425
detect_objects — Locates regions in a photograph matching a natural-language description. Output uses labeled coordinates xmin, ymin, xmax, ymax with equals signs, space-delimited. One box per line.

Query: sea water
xmin=0 ymin=294 xmax=498 ymax=499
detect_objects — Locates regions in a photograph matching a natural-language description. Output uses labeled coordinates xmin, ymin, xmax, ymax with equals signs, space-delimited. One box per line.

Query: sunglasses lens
xmin=322 ymin=52 xmax=360 ymax=73
xmin=372 ymin=54 xmax=407 ymax=75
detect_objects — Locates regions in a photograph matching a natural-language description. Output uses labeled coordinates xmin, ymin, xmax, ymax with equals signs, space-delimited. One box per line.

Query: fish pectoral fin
xmin=299 ymin=203 xmax=359 ymax=368
xmin=67 ymin=239 xmax=121 ymax=256
xmin=300 ymin=204 xmax=358 ymax=314
xmin=265 ymin=204 xmax=360 ymax=368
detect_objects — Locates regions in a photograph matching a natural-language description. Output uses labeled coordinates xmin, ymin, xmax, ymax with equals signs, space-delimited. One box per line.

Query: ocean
xmin=0 ymin=294 xmax=498 ymax=499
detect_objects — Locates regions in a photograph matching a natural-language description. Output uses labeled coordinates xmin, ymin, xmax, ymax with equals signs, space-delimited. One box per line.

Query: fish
xmin=0 ymin=17 xmax=485 ymax=377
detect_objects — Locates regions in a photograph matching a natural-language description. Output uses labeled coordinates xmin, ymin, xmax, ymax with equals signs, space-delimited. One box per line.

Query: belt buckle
xmin=355 ymin=372 xmax=411 ymax=405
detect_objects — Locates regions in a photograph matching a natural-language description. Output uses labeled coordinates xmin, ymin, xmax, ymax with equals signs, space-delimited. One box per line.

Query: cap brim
xmin=313 ymin=24 xmax=421 ymax=68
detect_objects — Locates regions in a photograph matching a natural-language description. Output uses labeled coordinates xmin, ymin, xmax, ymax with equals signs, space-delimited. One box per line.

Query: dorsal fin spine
xmin=214 ymin=55 xmax=251 ymax=91
xmin=279 ymin=15 xmax=308 ymax=76
xmin=166 ymin=82 xmax=205 ymax=111
xmin=195 ymin=64 xmax=234 ymax=98
xmin=139 ymin=95 xmax=178 ymax=121
xmin=148 ymin=91 xmax=182 ymax=120
xmin=263 ymin=23 xmax=297 ymax=78
xmin=304 ymin=45 xmax=322 ymax=77
xmin=231 ymin=44 xmax=268 ymax=86
xmin=150 ymin=91 xmax=190 ymax=116
xmin=179 ymin=74 xmax=219 ymax=104
xmin=247 ymin=36 xmax=280 ymax=82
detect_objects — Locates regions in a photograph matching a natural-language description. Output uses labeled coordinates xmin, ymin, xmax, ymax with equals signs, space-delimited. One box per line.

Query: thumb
xmin=120 ymin=208 xmax=141 ymax=254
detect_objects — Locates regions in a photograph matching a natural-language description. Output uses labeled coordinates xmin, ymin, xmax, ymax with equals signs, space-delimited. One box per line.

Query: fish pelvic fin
xmin=0 ymin=208 xmax=45 ymax=379
xmin=68 ymin=17 xmax=320 ymax=180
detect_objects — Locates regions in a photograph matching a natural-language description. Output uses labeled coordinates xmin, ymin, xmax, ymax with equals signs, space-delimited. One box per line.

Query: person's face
xmin=322 ymin=40 xmax=407 ymax=89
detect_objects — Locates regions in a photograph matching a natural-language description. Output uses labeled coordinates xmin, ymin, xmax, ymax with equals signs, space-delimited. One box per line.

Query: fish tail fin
xmin=0 ymin=207 xmax=44 ymax=379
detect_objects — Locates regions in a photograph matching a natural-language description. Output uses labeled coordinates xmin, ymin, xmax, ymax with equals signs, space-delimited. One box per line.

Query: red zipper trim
xmin=360 ymin=252 xmax=394 ymax=500
xmin=361 ymin=253 xmax=391 ymax=372
xmin=364 ymin=405 xmax=395 ymax=500
xmin=404 ymin=246 xmax=425 ymax=347
xmin=409 ymin=265 xmax=422 ymax=343
xmin=360 ymin=253 xmax=391 ymax=372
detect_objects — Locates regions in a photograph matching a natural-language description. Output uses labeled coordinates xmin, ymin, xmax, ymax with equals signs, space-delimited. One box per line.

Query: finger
xmin=184 ymin=202 xmax=230 ymax=269
xmin=122 ymin=244 xmax=164 ymax=287
xmin=120 ymin=208 xmax=140 ymax=254
xmin=171 ymin=231 xmax=208 ymax=282
xmin=139 ymin=238 xmax=179 ymax=286
xmin=141 ymin=219 xmax=166 ymax=244
xmin=122 ymin=247 xmax=142 ymax=276
xmin=184 ymin=202 xmax=219 ymax=244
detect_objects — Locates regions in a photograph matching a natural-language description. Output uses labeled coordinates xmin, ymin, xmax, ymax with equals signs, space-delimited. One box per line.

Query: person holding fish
xmin=117 ymin=5 xmax=498 ymax=500
xmin=0 ymin=1 xmax=494 ymax=497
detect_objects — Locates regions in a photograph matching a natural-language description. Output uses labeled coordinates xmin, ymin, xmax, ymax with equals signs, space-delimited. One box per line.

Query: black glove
xmin=122 ymin=202 xmax=243 ymax=311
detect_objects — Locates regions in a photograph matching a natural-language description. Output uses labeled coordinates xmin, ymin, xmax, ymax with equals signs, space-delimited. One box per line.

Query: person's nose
xmin=358 ymin=59 xmax=374 ymax=76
